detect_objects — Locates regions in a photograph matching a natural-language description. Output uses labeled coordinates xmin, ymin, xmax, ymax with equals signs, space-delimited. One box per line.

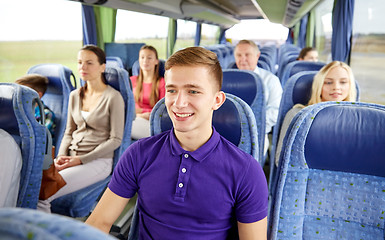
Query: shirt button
xmin=181 ymin=168 xmax=187 ymax=173
xmin=184 ymin=154 xmax=189 ymax=158
xmin=178 ymin=183 xmax=184 ymax=188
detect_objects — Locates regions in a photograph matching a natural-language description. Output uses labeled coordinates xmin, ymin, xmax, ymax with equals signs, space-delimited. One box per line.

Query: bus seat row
xmin=204 ymin=44 xmax=235 ymax=69
xmin=27 ymin=64 xmax=77 ymax=154
xmin=0 ymin=84 xmax=47 ymax=209
xmin=268 ymin=101 xmax=385 ymax=239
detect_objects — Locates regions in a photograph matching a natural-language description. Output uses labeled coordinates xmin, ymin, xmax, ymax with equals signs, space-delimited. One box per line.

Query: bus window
xmin=0 ymin=0 xmax=82 ymax=83
xmin=351 ymin=0 xmax=385 ymax=104
xmin=313 ymin=0 xmax=333 ymax=62
xmin=201 ymin=23 xmax=218 ymax=46
xmin=115 ymin=10 xmax=169 ymax=59
xmin=174 ymin=19 xmax=196 ymax=53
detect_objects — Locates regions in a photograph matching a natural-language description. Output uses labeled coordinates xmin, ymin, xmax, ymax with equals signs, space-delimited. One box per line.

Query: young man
xmin=15 ymin=74 xmax=56 ymax=143
xmin=86 ymin=47 xmax=268 ymax=239
xmin=234 ymin=40 xmax=282 ymax=153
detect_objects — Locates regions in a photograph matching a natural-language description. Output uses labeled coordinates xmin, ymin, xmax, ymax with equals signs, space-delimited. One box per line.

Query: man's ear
xmin=212 ymin=91 xmax=226 ymax=110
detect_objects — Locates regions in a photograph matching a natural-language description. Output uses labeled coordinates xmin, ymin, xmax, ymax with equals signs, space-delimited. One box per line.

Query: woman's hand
xmin=54 ymin=156 xmax=82 ymax=171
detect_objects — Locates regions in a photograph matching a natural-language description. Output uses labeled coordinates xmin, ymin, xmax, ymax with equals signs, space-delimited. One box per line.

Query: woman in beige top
xmin=38 ymin=45 xmax=125 ymax=213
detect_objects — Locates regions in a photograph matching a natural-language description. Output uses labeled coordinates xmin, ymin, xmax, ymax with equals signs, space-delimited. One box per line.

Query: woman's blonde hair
xmin=135 ymin=45 xmax=161 ymax=107
xmin=307 ymin=61 xmax=356 ymax=105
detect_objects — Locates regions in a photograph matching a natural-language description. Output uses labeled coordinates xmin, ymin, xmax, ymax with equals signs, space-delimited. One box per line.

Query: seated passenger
xmin=234 ymin=39 xmax=283 ymax=154
xmin=86 ymin=47 xmax=268 ymax=239
xmin=297 ymin=47 xmax=319 ymax=62
xmin=15 ymin=74 xmax=56 ymax=143
xmin=37 ymin=45 xmax=125 ymax=213
xmin=275 ymin=61 xmax=357 ymax=166
xmin=0 ymin=129 xmax=22 ymax=207
xmin=130 ymin=45 xmax=165 ymax=139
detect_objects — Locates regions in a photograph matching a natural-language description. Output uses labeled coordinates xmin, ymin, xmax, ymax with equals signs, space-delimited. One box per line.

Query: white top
xmin=254 ymin=66 xmax=283 ymax=134
xmin=81 ymin=110 xmax=90 ymax=120
xmin=0 ymin=129 xmax=22 ymax=207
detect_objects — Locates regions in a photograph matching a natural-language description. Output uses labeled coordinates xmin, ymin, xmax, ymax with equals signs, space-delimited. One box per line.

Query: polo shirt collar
xmin=169 ymin=127 xmax=220 ymax=162
xmin=254 ymin=66 xmax=260 ymax=74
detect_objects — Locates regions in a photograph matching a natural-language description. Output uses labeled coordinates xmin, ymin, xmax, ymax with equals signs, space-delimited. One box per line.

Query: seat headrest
xmin=290 ymin=61 xmax=325 ymax=76
xmin=305 ymin=104 xmax=385 ymax=177
xmin=104 ymin=67 xmax=121 ymax=91
xmin=291 ymin=72 xmax=315 ymax=105
xmin=222 ymin=70 xmax=258 ymax=106
xmin=131 ymin=59 xmax=165 ymax=77
xmin=158 ymin=98 xmax=242 ymax=146
xmin=27 ymin=64 xmax=74 ymax=95
xmin=0 ymin=85 xmax=19 ymax=136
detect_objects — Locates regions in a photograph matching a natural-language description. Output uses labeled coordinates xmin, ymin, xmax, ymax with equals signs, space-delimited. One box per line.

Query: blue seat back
xmin=0 ymin=208 xmax=116 ymax=239
xmin=269 ymin=102 xmax=385 ymax=239
xmin=280 ymin=61 xmax=325 ymax=86
xmin=150 ymin=93 xmax=259 ymax=162
xmin=51 ymin=67 xmax=135 ymax=217
xmin=27 ymin=64 xmax=76 ymax=152
xmin=105 ymin=42 xmax=145 ymax=70
xmin=106 ymin=56 xmax=124 ymax=69
xmin=222 ymin=69 xmax=265 ymax=162
xmin=131 ymin=59 xmax=165 ymax=77
xmin=0 ymin=83 xmax=47 ymax=209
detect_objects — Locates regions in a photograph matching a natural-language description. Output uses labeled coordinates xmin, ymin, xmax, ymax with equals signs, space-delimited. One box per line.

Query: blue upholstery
xmin=105 ymin=42 xmax=145 ymax=70
xmin=276 ymin=53 xmax=298 ymax=80
xmin=51 ymin=67 xmax=135 ymax=217
xmin=269 ymin=102 xmax=385 ymax=239
xmin=0 ymin=208 xmax=115 ymax=239
xmin=131 ymin=59 xmax=165 ymax=77
xmin=106 ymin=56 xmax=124 ymax=69
xmin=279 ymin=61 xmax=325 ymax=86
xmin=0 ymin=83 xmax=47 ymax=209
xmin=27 ymin=64 xmax=76 ymax=152
xmin=222 ymin=69 xmax=265 ymax=163
xmin=150 ymin=93 xmax=259 ymax=162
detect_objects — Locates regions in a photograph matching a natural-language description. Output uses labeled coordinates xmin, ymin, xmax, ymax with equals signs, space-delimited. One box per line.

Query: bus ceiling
xmin=70 ymin=0 xmax=322 ymax=28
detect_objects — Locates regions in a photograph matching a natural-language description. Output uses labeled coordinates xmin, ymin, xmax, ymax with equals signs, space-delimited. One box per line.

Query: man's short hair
xmin=235 ymin=39 xmax=260 ymax=54
xmin=15 ymin=74 xmax=49 ymax=95
xmin=165 ymin=47 xmax=223 ymax=91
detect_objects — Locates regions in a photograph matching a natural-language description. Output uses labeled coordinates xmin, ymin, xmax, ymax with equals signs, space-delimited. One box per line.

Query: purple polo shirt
xmin=109 ymin=128 xmax=268 ymax=239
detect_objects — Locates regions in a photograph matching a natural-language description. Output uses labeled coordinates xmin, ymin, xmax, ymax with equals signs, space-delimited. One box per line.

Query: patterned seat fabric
xmin=0 ymin=83 xmax=47 ymax=208
xmin=269 ymin=102 xmax=385 ymax=239
xmin=27 ymin=63 xmax=76 ymax=152
xmin=221 ymin=69 xmax=265 ymax=163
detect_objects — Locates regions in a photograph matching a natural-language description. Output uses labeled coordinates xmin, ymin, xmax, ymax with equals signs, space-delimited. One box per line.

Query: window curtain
xmin=195 ymin=23 xmax=202 ymax=46
xmin=331 ymin=0 xmax=355 ymax=62
xmin=81 ymin=5 xmax=97 ymax=46
xmin=94 ymin=6 xmax=117 ymax=50
xmin=297 ymin=14 xmax=309 ymax=49
xmin=167 ymin=19 xmax=177 ymax=58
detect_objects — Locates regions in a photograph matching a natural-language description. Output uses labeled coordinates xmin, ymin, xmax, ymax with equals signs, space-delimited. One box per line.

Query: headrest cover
xmin=305 ymin=105 xmax=385 ymax=177
xmin=292 ymin=73 xmax=314 ymax=105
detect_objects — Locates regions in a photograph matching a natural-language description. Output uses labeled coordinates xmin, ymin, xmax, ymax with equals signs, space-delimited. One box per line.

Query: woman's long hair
xmin=79 ymin=45 xmax=107 ymax=100
xmin=134 ymin=45 xmax=161 ymax=107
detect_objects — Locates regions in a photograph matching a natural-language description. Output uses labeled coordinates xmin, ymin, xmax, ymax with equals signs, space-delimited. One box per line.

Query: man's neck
xmin=174 ymin=126 xmax=213 ymax=152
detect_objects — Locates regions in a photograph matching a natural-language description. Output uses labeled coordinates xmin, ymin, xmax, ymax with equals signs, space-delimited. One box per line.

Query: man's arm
xmin=238 ymin=217 xmax=267 ymax=240
xmin=86 ymin=188 xmax=130 ymax=233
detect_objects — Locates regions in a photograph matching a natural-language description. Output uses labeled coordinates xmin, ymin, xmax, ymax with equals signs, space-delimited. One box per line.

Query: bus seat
xmin=221 ymin=69 xmax=266 ymax=164
xmin=51 ymin=67 xmax=135 ymax=218
xmin=105 ymin=42 xmax=145 ymax=70
xmin=276 ymin=53 xmax=298 ymax=80
xmin=280 ymin=61 xmax=325 ymax=86
xmin=106 ymin=56 xmax=124 ymax=69
xmin=0 ymin=208 xmax=116 ymax=239
xmin=131 ymin=59 xmax=165 ymax=77
xmin=27 ymin=64 xmax=76 ymax=153
xmin=268 ymin=101 xmax=385 ymax=239
xmin=0 ymin=83 xmax=47 ymax=209
xmin=150 ymin=92 xmax=259 ymax=162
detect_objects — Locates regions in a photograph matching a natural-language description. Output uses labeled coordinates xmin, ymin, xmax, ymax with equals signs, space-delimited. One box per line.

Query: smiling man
xmin=86 ymin=47 xmax=268 ymax=239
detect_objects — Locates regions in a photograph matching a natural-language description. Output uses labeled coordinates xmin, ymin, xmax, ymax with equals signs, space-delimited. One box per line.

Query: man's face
xmin=165 ymin=65 xmax=224 ymax=137
xmin=234 ymin=43 xmax=260 ymax=71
